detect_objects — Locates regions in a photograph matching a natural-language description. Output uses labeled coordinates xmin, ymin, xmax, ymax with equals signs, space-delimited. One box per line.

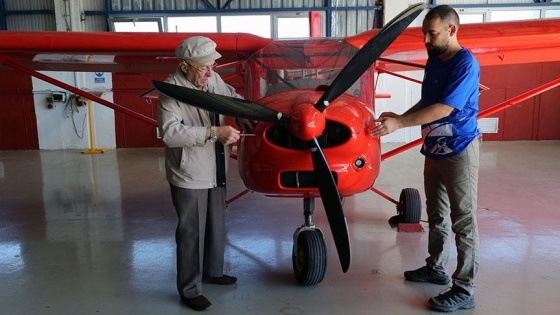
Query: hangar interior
xmin=1 ymin=0 xmax=559 ymax=314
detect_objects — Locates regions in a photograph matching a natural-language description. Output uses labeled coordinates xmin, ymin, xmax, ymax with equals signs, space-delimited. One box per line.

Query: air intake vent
xmin=266 ymin=120 xmax=351 ymax=149
xmin=280 ymin=171 xmax=338 ymax=188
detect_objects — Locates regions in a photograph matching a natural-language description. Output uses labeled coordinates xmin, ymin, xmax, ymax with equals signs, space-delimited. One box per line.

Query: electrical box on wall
xmin=52 ymin=92 xmax=67 ymax=103
xmin=46 ymin=91 xmax=69 ymax=109
xmin=479 ymin=117 xmax=499 ymax=134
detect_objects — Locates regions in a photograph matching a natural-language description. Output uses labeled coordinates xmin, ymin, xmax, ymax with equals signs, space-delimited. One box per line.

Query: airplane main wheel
xmin=399 ymin=188 xmax=421 ymax=223
xmin=292 ymin=229 xmax=327 ymax=285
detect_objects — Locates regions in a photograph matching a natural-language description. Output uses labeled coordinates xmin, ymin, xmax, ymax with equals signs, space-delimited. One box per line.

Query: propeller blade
xmin=152 ymin=80 xmax=289 ymax=122
xmin=315 ymin=3 xmax=427 ymax=112
xmin=310 ymin=138 xmax=351 ymax=272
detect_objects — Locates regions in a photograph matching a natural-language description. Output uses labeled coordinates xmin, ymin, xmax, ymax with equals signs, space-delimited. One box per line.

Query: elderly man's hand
xmin=216 ymin=126 xmax=241 ymax=145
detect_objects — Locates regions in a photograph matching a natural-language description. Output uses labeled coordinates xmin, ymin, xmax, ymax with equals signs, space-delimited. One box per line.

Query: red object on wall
xmin=479 ymin=61 xmax=560 ymax=141
xmin=113 ymin=73 xmax=165 ymax=148
xmin=0 ymin=71 xmax=38 ymax=150
xmin=310 ymin=11 xmax=322 ymax=37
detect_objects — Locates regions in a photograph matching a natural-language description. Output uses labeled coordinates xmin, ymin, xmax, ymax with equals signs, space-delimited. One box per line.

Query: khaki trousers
xmin=424 ymin=138 xmax=480 ymax=295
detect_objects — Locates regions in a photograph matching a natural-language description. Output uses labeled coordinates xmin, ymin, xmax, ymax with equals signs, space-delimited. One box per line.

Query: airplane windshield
xmin=244 ymin=38 xmax=371 ymax=102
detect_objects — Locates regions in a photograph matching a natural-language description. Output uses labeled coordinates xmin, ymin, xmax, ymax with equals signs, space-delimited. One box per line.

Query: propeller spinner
xmin=153 ymin=3 xmax=427 ymax=273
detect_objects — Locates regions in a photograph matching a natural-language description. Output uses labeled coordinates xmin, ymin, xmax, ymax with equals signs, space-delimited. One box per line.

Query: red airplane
xmin=1 ymin=3 xmax=559 ymax=286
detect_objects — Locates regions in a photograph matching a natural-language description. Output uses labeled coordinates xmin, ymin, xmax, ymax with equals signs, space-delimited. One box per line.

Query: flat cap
xmin=175 ymin=36 xmax=221 ymax=64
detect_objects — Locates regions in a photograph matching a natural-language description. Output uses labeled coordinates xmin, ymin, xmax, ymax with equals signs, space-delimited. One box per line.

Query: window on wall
xmin=276 ymin=16 xmax=310 ymax=39
xmin=491 ymin=10 xmax=541 ymax=22
xmin=458 ymin=13 xmax=485 ymax=24
xmin=109 ymin=12 xmax=317 ymax=39
xmin=221 ymin=15 xmax=271 ymax=38
xmin=455 ymin=5 xmax=560 ymax=23
xmin=109 ymin=17 xmax=162 ymax=32
xmin=167 ymin=16 xmax=217 ymax=32
xmin=545 ymin=10 xmax=560 ymax=18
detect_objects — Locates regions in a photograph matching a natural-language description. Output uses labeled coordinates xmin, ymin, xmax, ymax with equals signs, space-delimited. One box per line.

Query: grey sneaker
xmin=404 ymin=266 xmax=450 ymax=285
xmin=429 ymin=286 xmax=475 ymax=312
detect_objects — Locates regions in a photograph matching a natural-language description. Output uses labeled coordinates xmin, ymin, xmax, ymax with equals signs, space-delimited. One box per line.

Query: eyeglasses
xmin=184 ymin=61 xmax=218 ymax=73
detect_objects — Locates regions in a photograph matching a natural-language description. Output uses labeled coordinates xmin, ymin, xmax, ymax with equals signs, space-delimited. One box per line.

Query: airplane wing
xmin=346 ymin=18 xmax=560 ymax=71
xmin=2 ymin=17 xmax=558 ymax=76
xmin=1 ymin=18 xmax=559 ymax=92
xmin=0 ymin=31 xmax=272 ymax=74
xmin=0 ymin=31 xmax=273 ymax=127
xmin=1 ymin=18 xmax=558 ymax=131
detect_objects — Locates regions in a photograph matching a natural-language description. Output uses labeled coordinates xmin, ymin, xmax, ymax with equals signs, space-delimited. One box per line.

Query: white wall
xmin=32 ymin=72 xmax=116 ymax=150
xmin=377 ymin=1 xmax=428 ymax=143
xmin=31 ymin=0 xmax=116 ymax=150
xmin=375 ymin=70 xmax=424 ymax=143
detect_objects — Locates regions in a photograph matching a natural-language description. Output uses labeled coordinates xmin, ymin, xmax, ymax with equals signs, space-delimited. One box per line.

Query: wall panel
xmin=113 ymin=73 xmax=165 ymax=148
xmin=538 ymin=62 xmax=560 ymax=139
xmin=479 ymin=61 xmax=560 ymax=141
xmin=0 ymin=72 xmax=39 ymax=150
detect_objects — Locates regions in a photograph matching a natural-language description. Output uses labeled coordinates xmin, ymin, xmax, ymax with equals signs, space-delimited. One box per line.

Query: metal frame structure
xmin=0 ymin=0 xmax=52 ymax=30
xmin=2 ymin=1 xmax=559 ymax=35
xmin=0 ymin=0 xmax=380 ymax=35
xmin=92 ymin=0 xmax=380 ymax=36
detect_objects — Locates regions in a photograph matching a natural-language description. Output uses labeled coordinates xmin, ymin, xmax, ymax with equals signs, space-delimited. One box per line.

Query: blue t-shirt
xmin=420 ymin=48 xmax=481 ymax=159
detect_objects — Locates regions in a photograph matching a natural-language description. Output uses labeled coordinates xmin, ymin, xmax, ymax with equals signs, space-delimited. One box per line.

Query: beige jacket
xmin=157 ymin=67 xmax=240 ymax=189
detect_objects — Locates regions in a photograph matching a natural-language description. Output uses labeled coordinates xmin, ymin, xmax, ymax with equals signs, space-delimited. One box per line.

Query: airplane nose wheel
xmin=292 ymin=198 xmax=327 ymax=285
xmin=398 ymin=188 xmax=421 ymax=223
xmin=292 ymin=228 xmax=327 ymax=285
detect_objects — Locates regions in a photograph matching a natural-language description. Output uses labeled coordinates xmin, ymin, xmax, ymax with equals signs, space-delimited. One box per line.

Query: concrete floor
xmin=0 ymin=141 xmax=559 ymax=314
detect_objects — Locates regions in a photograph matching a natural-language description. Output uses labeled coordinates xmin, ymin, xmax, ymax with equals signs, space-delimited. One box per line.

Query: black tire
xmin=399 ymin=188 xmax=421 ymax=223
xmin=292 ymin=229 xmax=327 ymax=285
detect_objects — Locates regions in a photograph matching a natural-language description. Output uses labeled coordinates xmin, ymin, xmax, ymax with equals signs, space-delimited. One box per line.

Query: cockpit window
xmin=245 ymin=39 xmax=372 ymax=103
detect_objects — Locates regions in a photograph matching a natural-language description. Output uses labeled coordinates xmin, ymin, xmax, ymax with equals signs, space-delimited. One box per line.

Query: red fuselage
xmin=238 ymin=88 xmax=380 ymax=198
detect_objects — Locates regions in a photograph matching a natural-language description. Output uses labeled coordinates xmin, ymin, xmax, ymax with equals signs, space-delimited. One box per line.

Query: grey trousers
xmin=170 ymin=185 xmax=226 ymax=299
xmin=424 ymin=138 xmax=480 ymax=295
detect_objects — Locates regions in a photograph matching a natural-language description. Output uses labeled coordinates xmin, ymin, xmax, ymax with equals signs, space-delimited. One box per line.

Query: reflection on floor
xmin=0 ymin=141 xmax=559 ymax=314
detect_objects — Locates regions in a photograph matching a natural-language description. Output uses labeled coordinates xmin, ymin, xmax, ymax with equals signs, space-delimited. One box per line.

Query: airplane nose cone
xmin=288 ymin=103 xmax=326 ymax=141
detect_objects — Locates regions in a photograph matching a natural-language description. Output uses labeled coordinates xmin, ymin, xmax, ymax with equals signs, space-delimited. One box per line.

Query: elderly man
xmin=157 ymin=36 xmax=251 ymax=311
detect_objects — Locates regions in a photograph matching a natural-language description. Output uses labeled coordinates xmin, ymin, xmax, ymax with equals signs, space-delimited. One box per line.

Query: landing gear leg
xmin=292 ymin=198 xmax=327 ymax=285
